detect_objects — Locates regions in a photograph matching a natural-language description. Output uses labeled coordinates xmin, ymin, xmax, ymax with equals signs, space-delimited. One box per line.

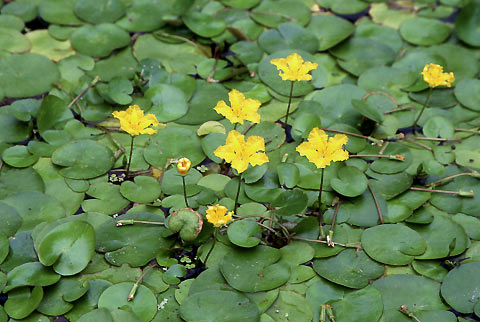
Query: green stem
xmin=128 ymin=262 xmax=157 ymax=301
xmin=234 ymin=174 xmax=242 ymax=213
xmin=284 ymin=81 xmax=294 ymax=127
xmin=318 ymin=168 xmax=325 ymax=238
xmin=126 ymin=135 xmax=135 ymax=176
xmin=182 ymin=176 xmax=189 ymax=208
xmin=204 ymin=229 xmax=217 ymax=266
xmin=412 ymin=87 xmax=432 ymax=131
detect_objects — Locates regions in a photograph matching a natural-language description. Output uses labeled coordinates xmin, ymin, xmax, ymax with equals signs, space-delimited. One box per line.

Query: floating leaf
xmin=313 ymin=249 xmax=384 ymax=289
xmin=37 ymin=221 xmax=95 ymax=276
xmin=361 ymin=224 xmax=427 ymax=265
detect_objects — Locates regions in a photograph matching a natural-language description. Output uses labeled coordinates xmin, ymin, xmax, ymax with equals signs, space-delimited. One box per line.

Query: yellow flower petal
xmin=421 ymin=63 xmax=455 ymax=88
xmin=270 ymin=53 xmax=318 ymax=82
xmin=214 ymin=130 xmax=269 ymax=174
xmin=213 ymin=89 xmax=261 ymax=125
xmin=296 ymin=127 xmax=349 ymax=168
xmin=112 ymin=105 xmax=160 ymax=136
xmin=206 ymin=204 xmax=233 ymax=227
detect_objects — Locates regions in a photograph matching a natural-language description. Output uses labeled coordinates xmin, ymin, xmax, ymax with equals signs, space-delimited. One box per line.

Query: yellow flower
xmin=214 ymin=130 xmax=269 ymax=174
xmin=214 ymin=89 xmax=261 ymax=125
xmin=421 ymin=63 xmax=455 ymax=88
xmin=270 ymin=53 xmax=318 ymax=82
xmin=296 ymin=128 xmax=349 ymax=168
xmin=206 ymin=204 xmax=233 ymax=227
xmin=112 ymin=104 xmax=160 ymax=136
xmin=177 ymin=157 xmax=191 ymax=176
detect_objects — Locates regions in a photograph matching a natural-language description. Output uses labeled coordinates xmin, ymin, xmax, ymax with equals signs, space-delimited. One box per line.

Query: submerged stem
xmin=182 ymin=176 xmax=189 ymax=208
xmin=284 ymin=81 xmax=294 ymax=127
xmin=412 ymin=87 xmax=432 ymax=131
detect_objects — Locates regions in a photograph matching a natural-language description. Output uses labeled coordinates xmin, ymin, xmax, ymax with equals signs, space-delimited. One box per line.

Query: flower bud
xmin=177 ymin=157 xmax=191 ymax=176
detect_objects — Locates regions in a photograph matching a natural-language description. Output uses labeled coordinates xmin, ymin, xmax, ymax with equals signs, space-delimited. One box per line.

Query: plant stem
xmin=427 ymin=172 xmax=479 ymax=187
xmin=284 ymin=81 xmax=294 ymax=127
xmin=234 ymin=174 xmax=242 ymax=213
xmin=318 ymin=168 xmax=325 ymax=238
xmin=292 ymin=236 xmax=361 ymax=249
xmin=409 ymin=186 xmax=474 ymax=197
xmin=67 ymin=75 xmax=100 ymax=109
xmin=367 ymin=182 xmax=384 ymax=224
xmin=398 ymin=305 xmax=421 ymax=322
xmin=412 ymin=87 xmax=432 ymax=131
xmin=350 ymin=154 xmax=404 ymax=161
xmin=126 ymin=135 xmax=135 ymax=176
xmin=322 ymin=128 xmax=383 ymax=145
xmin=128 ymin=262 xmax=157 ymax=301
xmin=328 ymin=199 xmax=341 ymax=247
xmin=182 ymin=176 xmax=189 ymax=208
xmin=204 ymin=229 xmax=217 ymax=266
xmin=116 ymin=219 xmax=164 ymax=226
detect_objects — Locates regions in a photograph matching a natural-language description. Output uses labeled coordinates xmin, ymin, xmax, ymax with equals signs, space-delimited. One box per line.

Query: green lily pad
xmin=176 ymin=80 xmax=228 ymax=125
xmin=318 ymin=0 xmax=368 ymax=14
xmin=0 ymin=233 xmax=8 ymax=265
xmin=0 ymin=27 xmax=31 ymax=53
xmin=412 ymin=260 xmax=448 ymax=282
xmin=306 ymin=14 xmax=355 ymax=51
xmin=454 ymin=79 xmax=480 ymax=111
xmin=145 ymin=84 xmax=189 ymax=122
xmin=2 ymin=192 xmax=65 ymax=232
xmin=0 ymin=53 xmax=60 ymax=98
xmin=168 ymin=208 xmax=203 ymax=242
xmin=4 ymin=286 xmax=43 ymax=319
xmin=37 ymin=221 xmax=95 ymax=276
xmin=271 ymin=189 xmax=308 ymax=216
xmin=144 ymin=127 xmax=205 ymax=168
xmin=74 ymin=0 xmax=126 ymax=24
xmin=76 ymin=308 xmax=113 ymax=322
xmin=183 ymin=11 xmax=226 ymax=38
xmin=82 ymin=182 xmax=129 ymax=215
xmin=4 ymin=262 xmax=60 ymax=293
xmin=407 ymin=211 xmax=469 ymax=259
xmin=361 ymin=224 xmax=427 ymax=265
xmin=373 ymin=274 xmax=448 ymax=321
xmin=441 ymin=262 xmax=480 ymax=315
xmin=96 ymin=213 xmax=171 ymax=267
xmin=2 ymin=145 xmax=39 ymax=168
xmin=455 ymin=0 xmax=480 ymax=47
xmin=0 ymin=202 xmax=22 ymax=237
xmin=71 ymin=23 xmax=130 ymax=58
xmin=36 ymin=277 xmax=89 ymax=316
xmin=308 ymin=84 xmax=366 ymax=127
xmin=38 ymin=0 xmax=83 ymax=25
xmin=330 ymin=165 xmax=368 ymax=197
xmin=180 ymin=290 xmax=259 ymax=322
xmin=423 ymin=116 xmax=454 ymax=138
xmin=276 ymin=163 xmax=299 ymax=189
xmin=120 ymin=176 xmax=161 ymax=204
xmin=220 ymin=246 xmax=290 ymax=292
xmin=52 ymin=140 xmax=114 ymax=179
xmin=227 ymin=219 xmax=262 ymax=248
xmin=265 ymin=290 xmax=313 ymax=322
xmin=259 ymin=22 xmax=318 ymax=54
xmin=357 ymin=66 xmax=416 ymax=105
xmin=26 ymin=30 xmax=75 ymax=61
xmin=251 ymin=0 xmax=311 ymax=28
xmin=313 ymin=249 xmax=384 ymax=289
xmin=105 ymin=78 xmax=133 ymax=105
xmin=330 ymin=37 xmax=396 ymax=76
xmin=98 ymin=282 xmax=157 ymax=322
xmin=1 ymin=2 xmax=37 ymax=22
xmin=116 ymin=0 xmax=168 ymax=32
xmin=0 ymin=231 xmax=37 ymax=273
xmin=400 ymin=18 xmax=451 ymax=46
